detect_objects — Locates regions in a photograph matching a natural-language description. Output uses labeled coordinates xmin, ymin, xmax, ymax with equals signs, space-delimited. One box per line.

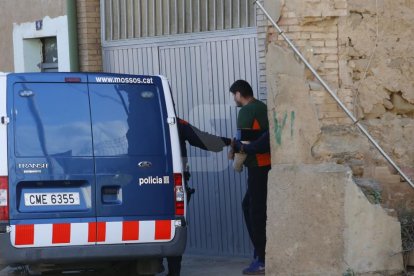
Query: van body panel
xmin=0 ymin=74 xmax=8 ymax=177
xmin=7 ymin=78 xmax=95 ymax=221
xmin=0 ymin=73 xmax=186 ymax=265
xmin=88 ymin=76 xmax=175 ymax=219
xmin=9 ymin=218 xmax=177 ymax=248
xmin=0 ymin=227 xmax=186 ymax=265
xmin=94 ymin=158 xmax=174 ymax=218
xmin=158 ymin=76 xmax=183 ymax=174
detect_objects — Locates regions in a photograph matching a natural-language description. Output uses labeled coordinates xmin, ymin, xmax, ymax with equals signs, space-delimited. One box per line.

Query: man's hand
xmin=221 ymin=137 xmax=232 ymax=146
xmin=232 ymin=139 xmax=244 ymax=153
xmin=228 ymin=138 xmax=236 ymax=160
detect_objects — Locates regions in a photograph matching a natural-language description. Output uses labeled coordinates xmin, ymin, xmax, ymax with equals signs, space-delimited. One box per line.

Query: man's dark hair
xmin=229 ymin=80 xmax=254 ymax=98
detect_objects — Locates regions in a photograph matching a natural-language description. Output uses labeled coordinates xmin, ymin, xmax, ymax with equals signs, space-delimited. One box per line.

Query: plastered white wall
xmin=13 ymin=16 xmax=70 ymax=72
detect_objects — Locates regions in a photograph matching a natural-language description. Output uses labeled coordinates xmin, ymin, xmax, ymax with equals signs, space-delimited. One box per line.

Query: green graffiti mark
xmin=273 ymin=110 xmax=296 ymax=145
xmin=273 ymin=111 xmax=288 ymax=145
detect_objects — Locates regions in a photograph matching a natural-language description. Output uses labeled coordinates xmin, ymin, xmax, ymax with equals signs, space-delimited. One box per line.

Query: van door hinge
xmin=1 ymin=116 xmax=10 ymax=125
xmin=167 ymin=117 xmax=176 ymax=125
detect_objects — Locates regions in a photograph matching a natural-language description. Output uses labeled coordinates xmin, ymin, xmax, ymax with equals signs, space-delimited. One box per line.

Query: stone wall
xmin=338 ymin=0 xmax=414 ymax=211
xmin=267 ymin=164 xmax=403 ymax=275
xmin=267 ymin=0 xmax=414 ymax=212
xmin=265 ymin=42 xmax=403 ymax=275
xmin=269 ymin=0 xmax=350 ymax=125
xmin=76 ymin=0 xmax=102 ymax=72
xmin=264 ymin=0 xmax=413 ymax=273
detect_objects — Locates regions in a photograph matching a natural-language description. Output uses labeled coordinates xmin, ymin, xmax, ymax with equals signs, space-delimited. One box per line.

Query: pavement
xmin=0 ymin=255 xmax=250 ymax=276
xmin=160 ymin=255 xmax=249 ymax=276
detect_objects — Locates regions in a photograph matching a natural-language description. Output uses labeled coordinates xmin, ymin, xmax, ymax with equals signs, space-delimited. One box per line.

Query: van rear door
xmin=88 ymin=75 xmax=175 ymax=227
xmin=7 ymin=74 xmax=96 ymax=247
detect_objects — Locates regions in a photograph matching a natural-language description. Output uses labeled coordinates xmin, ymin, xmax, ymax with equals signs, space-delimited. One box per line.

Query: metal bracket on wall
xmin=253 ymin=0 xmax=414 ymax=188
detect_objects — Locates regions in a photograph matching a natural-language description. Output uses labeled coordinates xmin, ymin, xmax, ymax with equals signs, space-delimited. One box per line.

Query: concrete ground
xmin=159 ymin=255 xmax=249 ymax=276
xmin=0 ymin=255 xmax=250 ymax=275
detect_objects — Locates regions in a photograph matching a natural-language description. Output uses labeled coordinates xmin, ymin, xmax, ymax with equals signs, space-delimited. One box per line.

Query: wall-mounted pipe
xmin=67 ymin=0 xmax=79 ymax=72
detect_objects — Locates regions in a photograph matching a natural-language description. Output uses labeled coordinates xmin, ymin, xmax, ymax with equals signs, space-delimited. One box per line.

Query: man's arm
xmin=178 ymin=119 xmax=231 ymax=152
xmin=234 ymin=130 xmax=270 ymax=154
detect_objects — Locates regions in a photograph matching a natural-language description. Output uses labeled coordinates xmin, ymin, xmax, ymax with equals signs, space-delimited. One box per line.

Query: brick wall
xmin=76 ymin=0 xmax=102 ymax=72
xmin=268 ymin=0 xmax=350 ymax=126
xmin=267 ymin=0 xmax=414 ymax=213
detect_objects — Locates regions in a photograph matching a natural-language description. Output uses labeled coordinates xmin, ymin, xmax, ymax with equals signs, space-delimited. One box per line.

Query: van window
xmin=89 ymin=83 xmax=167 ymax=156
xmin=14 ymin=83 xmax=93 ymax=157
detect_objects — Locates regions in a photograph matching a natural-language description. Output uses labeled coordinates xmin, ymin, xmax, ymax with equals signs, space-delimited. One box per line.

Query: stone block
xmin=266 ymin=44 xmax=321 ymax=165
xmin=374 ymin=166 xmax=402 ymax=184
xmin=264 ymin=0 xmax=282 ymax=22
xmin=266 ymin=164 xmax=404 ymax=275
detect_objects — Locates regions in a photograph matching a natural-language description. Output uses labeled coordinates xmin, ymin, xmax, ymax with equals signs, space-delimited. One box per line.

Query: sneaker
xmin=242 ymin=260 xmax=265 ymax=275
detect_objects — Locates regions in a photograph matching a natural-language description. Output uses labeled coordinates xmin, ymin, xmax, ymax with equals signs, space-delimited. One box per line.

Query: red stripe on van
xmin=88 ymin=222 xmax=106 ymax=242
xmin=88 ymin=222 xmax=97 ymax=242
xmin=97 ymin=222 xmax=106 ymax=242
xmin=15 ymin=225 xmax=34 ymax=245
xmin=52 ymin=224 xmax=71 ymax=244
xmin=122 ymin=221 xmax=139 ymax=241
xmin=155 ymin=220 xmax=171 ymax=240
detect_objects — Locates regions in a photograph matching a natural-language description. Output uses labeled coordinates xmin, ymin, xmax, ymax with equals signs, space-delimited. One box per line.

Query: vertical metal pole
xmin=146 ymin=0 xmax=149 ymax=36
xmin=137 ymin=0 xmax=141 ymax=37
xmin=254 ymin=0 xmax=414 ymax=188
xmin=109 ymin=0 xmax=114 ymax=40
xmin=213 ymin=0 xmax=216 ymax=31
xmin=123 ymin=0 xmax=127 ymax=39
xmin=131 ymin=0 xmax=135 ymax=38
xmin=66 ymin=0 xmax=79 ymax=72
xmin=117 ymin=0 xmax=121 ymax=39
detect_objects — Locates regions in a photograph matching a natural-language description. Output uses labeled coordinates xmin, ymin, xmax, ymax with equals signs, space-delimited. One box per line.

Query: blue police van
xmin=0 ymin=73 xmax=187 ymax=274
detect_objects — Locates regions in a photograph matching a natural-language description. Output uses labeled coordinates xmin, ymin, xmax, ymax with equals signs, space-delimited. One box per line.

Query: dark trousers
xmin=166 ymin=256 xmax=182 ymax=275
xmin=166 ymin=179 xmax=193 ymax=275
xmin=242 ymin=165 xmax=270 ymax=263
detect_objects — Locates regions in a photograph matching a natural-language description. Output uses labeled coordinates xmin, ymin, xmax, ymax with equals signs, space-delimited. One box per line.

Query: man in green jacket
xmin=230 ymin=80 xmax=271 ymax=275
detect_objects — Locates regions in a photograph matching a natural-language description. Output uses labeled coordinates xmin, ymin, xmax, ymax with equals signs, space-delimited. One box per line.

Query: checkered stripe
xmin=10 ymin=220 xmax=176 ymax=248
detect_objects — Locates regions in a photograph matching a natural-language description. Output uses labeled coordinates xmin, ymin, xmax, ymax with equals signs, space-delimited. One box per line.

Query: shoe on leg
xmin=242 ymin=260 xmax=265 ymax=275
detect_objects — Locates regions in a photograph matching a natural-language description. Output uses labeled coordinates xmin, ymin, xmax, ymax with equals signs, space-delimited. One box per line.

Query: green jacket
xmin=237 ymin=99 xmax=271 ymax=167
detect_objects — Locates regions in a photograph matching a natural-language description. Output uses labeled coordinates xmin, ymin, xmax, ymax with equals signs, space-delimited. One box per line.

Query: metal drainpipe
xmin=67 ymin=0 xmax=79 ymax=72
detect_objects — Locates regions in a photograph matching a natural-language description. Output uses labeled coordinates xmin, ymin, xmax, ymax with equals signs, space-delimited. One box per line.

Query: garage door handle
xmin=138 ymin=161 xmax=152 ymax=168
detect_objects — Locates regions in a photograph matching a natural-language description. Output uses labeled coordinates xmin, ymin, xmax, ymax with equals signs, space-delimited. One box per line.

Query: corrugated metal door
xmin=102 ymin=31 xmax=260 ymax=257
xmin=102 ymin=0 xmax=256 ymax=40
xmin=159 ymin=37 xmax=259 ymax=256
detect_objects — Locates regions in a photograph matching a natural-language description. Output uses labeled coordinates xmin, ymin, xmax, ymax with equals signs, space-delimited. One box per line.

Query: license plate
xmin=24 ymin=192 xmax=80 ymax=206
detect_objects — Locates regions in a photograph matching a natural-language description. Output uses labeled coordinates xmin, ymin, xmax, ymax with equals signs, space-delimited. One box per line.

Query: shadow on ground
xmin=0 ymin=255 xmax=250 ymax=276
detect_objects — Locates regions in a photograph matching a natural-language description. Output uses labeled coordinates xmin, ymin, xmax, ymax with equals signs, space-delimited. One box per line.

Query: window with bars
xmin=103 ymin=0 xmax=256 ymax=41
